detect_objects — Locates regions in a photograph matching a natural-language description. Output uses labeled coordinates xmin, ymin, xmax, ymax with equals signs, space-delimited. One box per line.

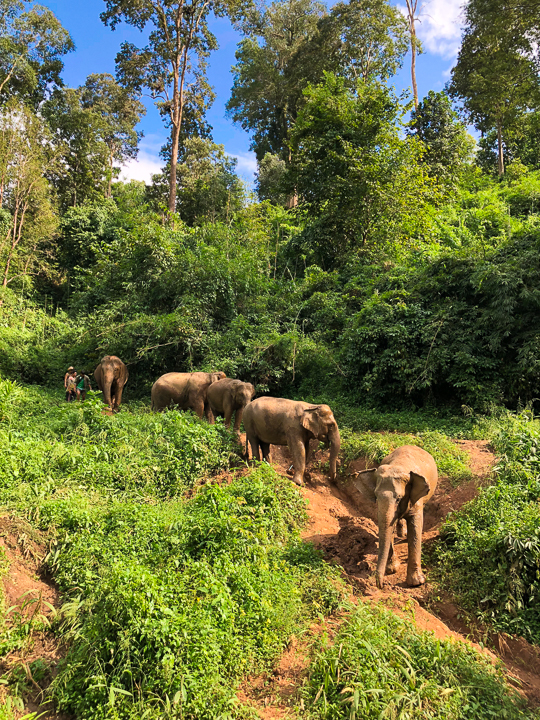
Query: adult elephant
xmin=151 ymin=371 xmax=226 ymax=420
xmin=352 ymin=445 xmax=437 ymax=589
xmin=243 ymin=397 xmax=340 ymax=486
xmin=94 ymin=355 xmax=129 ymax=411
xmin=207 ymin=379 xmax=255 ymax=433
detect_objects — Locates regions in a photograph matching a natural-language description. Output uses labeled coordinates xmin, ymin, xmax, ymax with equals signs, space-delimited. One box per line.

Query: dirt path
xmin=239 ymin=438 xmax=540 ymax=717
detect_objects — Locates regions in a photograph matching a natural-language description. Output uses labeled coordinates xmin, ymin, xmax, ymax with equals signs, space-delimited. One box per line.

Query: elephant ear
xmin=409 ymin=471 xmax=430 ymax=506
xmin=302 ymin=407 xmax=320 ymax=437
xmin=352 ymin=469 xmax=377 ymax=503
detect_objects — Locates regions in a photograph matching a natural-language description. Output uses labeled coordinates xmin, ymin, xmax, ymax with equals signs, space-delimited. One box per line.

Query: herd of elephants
xmin=93 ymin=355 xmax=440 ymax=590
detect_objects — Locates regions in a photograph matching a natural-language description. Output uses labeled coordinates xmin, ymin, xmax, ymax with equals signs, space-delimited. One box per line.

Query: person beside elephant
xmin=243 ymin=397 xmax=341 ymax=486
xmin=151 ymin=371 xmax=226 ymax=420
xmin=76 ymin=370 xmax=92 ymax=401
xmin=94 ymin=355 xmax=129 ymax=411
xmin=352 ymin=445 xmax=437 ymax=589
xmin=207 ymin=378 xmax=255 ymax=433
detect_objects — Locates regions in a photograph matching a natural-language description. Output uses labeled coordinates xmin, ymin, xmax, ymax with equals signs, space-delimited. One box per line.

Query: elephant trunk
xmin=102 ymin=370 xmax=114 ymax=407
xmin=376 ymin=499 xmax=395 ymax=589
xmin=328 ymin=424 xmax=341 ymax=481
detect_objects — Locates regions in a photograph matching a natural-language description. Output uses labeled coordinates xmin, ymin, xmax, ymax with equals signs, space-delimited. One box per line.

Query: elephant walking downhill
xmin=94 ymin=355 xmax=129 ymax=411
xmin=353 ymin=445 xmax=438 ymax=588
xmin=207 ymin=378 xmax=255 ymax=433
xmin=243 ymin=397 xmax=341 ymax=486
xmin=151 ymin=371 xmax=226 ymax=420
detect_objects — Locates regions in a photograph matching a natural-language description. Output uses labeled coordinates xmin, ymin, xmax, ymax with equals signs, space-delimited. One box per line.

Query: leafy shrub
xmin=46 ymin=467 xmax=345 ymax=719
xmin=304 ymin=602 xmax=531 ymax=720
xmin=435 ymin=413 xmax=540 ymax=642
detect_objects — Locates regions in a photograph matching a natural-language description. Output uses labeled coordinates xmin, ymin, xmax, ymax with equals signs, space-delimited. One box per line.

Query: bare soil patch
xmin=0 ymin=515 xmax=68 ymax=719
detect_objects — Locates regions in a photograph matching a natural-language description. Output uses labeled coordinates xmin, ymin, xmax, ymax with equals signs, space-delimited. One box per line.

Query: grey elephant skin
xmin=243 ymin=397 xmax=341 ymax=486
xmin=353 ymin=445 xmax=437 ymax=589
xmin=207 ymin=378 xmax=255 ymax=433
xmin=94 ymin=355 xmax=129 ymax=411
xmin=151 ymin=371 xmax=226 ymax=420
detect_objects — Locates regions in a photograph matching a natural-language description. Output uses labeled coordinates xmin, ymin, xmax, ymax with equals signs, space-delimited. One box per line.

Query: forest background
xmin=3 ymin=0 xmax=540 ymax=412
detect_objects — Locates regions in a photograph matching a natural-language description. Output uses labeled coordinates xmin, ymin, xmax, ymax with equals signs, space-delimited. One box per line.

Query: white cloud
xmin=416 ymin=0 xmax=464 ymax=59
xmin=120 ymin=149 xmax=163 ymax=184
xmin=230 ymin=150 xmax=258 ymax=178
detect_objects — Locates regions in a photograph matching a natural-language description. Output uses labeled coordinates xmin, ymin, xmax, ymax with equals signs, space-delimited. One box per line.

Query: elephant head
xmin=234 ymin=381 xmax=255 ymax=407
xmin=301 ymin=404 xmax=341 ymax=480
xmin=354 ymin=466 xmax=430 ymax=588
xmin=210 ymin=372 xmax=227 ymax=383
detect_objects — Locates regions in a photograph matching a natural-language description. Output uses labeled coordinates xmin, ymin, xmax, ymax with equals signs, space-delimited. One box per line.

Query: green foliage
xmin=304 ymin=602 xmax=531 ymax=720
xmin=0 ymin=0 xmax=74 ymax=106
xmin=0 ymin=380 xmax=346 ymax=719
xmin=288 ymin=74 xmax=435 ymax=268
xmin=408 ymin=90 xmax=475 ymax=192
xmin=435 ymin=412 xmax=540 ymax=642
xmin=339 ymin=428 xmax=473 ymax=485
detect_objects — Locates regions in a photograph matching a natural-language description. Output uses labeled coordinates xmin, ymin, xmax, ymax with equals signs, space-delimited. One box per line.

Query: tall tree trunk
xmin=411 ymin=25 xmax=418 ymax=110
xmin=497 ymin=120 xmax=504 ymax=177
xmin=405 ymin=0 xmax=419 ymax=111
xmin=107 ymin=146 xmax=114 ymax=199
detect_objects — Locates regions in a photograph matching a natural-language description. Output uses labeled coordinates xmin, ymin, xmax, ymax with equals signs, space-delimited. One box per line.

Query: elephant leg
xmin=233 ymin=406 xmax=244 ymax=434
xmin=223 ymin=399 xmax=233 ymax=429
xmin=260 ymin=441 xmax=271 ymax=463
xmin=113 ymin=381 xmax=124 ymax=410
xmin=303 ymin=439 xmax=312 ymax=481
xmin=396 ymin=519 xmax=406 ymax=539
xmin=288 ymin=437 xmax=306 ymax=486
xmin=248 ymin=434 xmax=261 ymax=461
xmin=190 ymin=392 xmax=205 ymax=420
xmin=405 ymin=508 xmax=425 ymax=586
xmin=385 ymin=533 xmax=400 ymax=574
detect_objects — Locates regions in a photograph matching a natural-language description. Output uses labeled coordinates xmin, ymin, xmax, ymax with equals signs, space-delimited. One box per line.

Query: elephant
xmin=94 ymin=355 xmax=129 ymax=411
xmin=352 ymin=445 xmax=438 ymax=589
xmin=207 ymin=378 xmax=256 ymax=433
xmin=243 ymin=397 xmax=341 ymax=486
xmin=150 ymin=371 xmax=226 ymax=420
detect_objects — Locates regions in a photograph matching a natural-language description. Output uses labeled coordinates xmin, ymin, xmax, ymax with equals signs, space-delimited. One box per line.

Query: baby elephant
xmin=353 ymin=445 xmax=437 ymax=589
xmin=207 ymin=378 xmax=255 ymax=433
xmin=243 ymin=397 xmax=341 ymax=486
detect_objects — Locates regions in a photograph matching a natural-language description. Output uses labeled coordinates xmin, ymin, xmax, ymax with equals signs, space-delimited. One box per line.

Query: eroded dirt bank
xmin=0 ymin=515 xmax=67 ymax=719
xmin=240 ymin=438 xmax=540 ymax=717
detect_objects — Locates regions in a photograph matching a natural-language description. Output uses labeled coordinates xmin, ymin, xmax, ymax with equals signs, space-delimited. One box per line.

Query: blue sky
xmin=42 ymin=0 xmax=464 ymax=185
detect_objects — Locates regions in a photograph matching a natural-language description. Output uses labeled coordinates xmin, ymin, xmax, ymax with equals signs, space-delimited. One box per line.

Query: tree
xmin=287 ymin=74 xmax=434 ymax=268
xmin=227 ymin=0 xmax=325 ymax=163
xmin=297 ymin=0 xmax=409 ymax=87
xmin=0 ymin=100 xmax=58 ymax=291
xmin=403 ymin=0 xmax=420 ymax=110
xmin=0 ymin=0 xmax=73 ymax=105
xmin=172 ymin=137 xmax=245 ymax=224
xmin=42 ymin=88 xmax=110 ymax=209
xmin=255 ymin=153 xmax=288 ymax=205
xmin=227 ymin=0 xmax=407 ymax=164
xmin=408 ymin=90 xmax=475 ymax=191
xmin=81 ymin=73 xmax=146 ymax=198
xmin=101 ymin=0 xmax=245 ymax=216
xmin=449 ymin=0 xmax=540 ymax=176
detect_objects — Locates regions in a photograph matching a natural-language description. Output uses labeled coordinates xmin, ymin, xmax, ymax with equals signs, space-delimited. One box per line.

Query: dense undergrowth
xmin=4 ymin=172 xmax=540 ymax=411
xmin=304 ymin=602 xmax=534 ymax=720
xmin=435 ymin=412 xmax=540 ymax=643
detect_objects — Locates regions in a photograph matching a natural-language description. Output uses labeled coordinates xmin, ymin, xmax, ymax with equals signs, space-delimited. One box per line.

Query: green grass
xmin=304 ymin=602 xmax=534 ymax=720
xmin=338 ymin=428 xmax=474 ymax=486
xmin=434 ymin=412 xmax=540 ymax=643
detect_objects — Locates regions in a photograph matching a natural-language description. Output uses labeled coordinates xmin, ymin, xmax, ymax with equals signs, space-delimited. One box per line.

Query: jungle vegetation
xmin=3 ymin=0 xmax=540 ymax=717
